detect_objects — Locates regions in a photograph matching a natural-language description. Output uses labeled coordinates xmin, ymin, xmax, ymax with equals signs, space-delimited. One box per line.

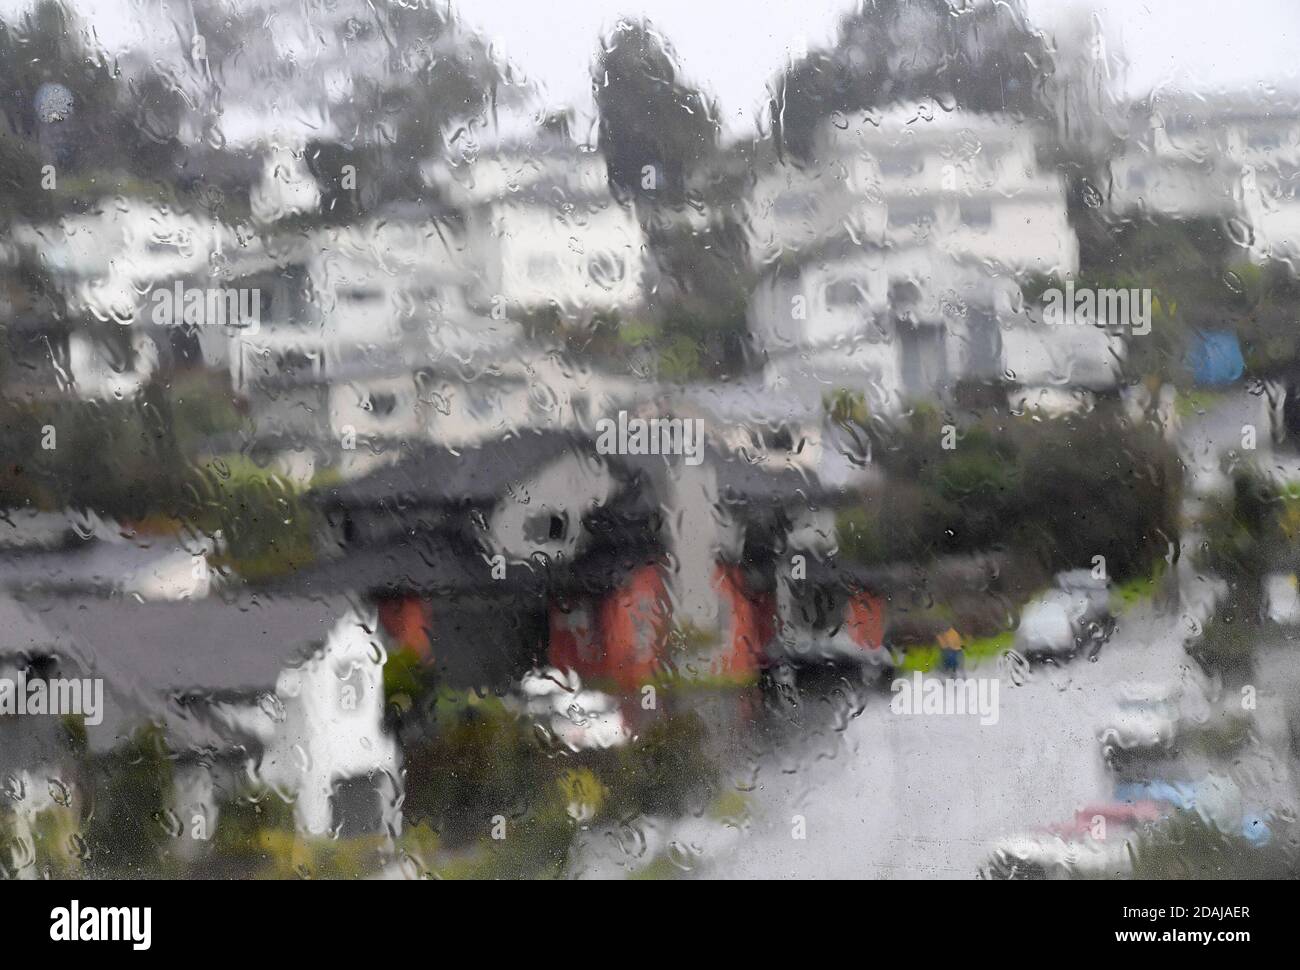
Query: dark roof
xmin=316 ymin=430 xmax=593 ymax=510
xmin=318 ymin=426 xmax=837 ymax=521
xmin=270 ymin=539 xmax=550 ymax=600
xmin=2 ymin=593 xmax=359 ymax=754
xmin=559 ymin=542 xmax=670 ymax=597
xmin=711 ymin=447 xmax=828 ymax=505
xmin=0 ymin=597 xmax=119 ymax=764
xmin=21 ymin=594 xmax=355 ymax=695
xmin=0 ymin=595 xmax=74 ymax=656
xmin=272 ymin=526 xmax=665 ymax=601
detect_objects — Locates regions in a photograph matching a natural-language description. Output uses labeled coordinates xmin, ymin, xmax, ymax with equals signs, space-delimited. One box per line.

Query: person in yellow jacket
xmin=937 ymin=626 xmax=964 ymax=675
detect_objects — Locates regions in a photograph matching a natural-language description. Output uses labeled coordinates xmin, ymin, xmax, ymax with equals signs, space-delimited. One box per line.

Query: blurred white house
xmin=744 ymin=103 xmax=1083 ymax=415
xmin=423 ymin=114 xmax=646 ymax=316
xmin=1108 ymin=94 xmax=1300 ymax=263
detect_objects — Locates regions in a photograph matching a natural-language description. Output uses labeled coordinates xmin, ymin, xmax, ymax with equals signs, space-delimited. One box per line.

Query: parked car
xmin=986 ymin=801 xmax=1163 ymax=879
xmin=1015 ymin=570 xmax=1114 ymax=661
xmin=1099 ymin=683 xmax=1182 ymax=758
xmin=770 ymin=631 xmax=895 ymax=673
xmin=767 ymin=583 xmax=894 ymax=680
xmin=984 ymin=831 xmax=1136 ymax=880
xmin=1262 ymin=572 xmax=1300 ymax=625
xmin=517 ymin=668 xmax=629 ymax=751
xmin=1016 ymin=591 xmax=1079 ymax=659
xmin=1047 ymin=801 xmax=1166 ymax=838
xmin=1054 ymin=569 xmax=1112 ymax=624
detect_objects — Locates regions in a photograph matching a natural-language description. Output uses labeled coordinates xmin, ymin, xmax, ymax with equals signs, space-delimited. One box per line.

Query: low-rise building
xmin=26 ymin=594 xmax=399 ymax=840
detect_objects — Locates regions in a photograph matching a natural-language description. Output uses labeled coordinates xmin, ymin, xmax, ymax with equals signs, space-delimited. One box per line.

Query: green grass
xmin=1175 ymin=388 xmax=1226 ymax=420
xmin=629 ymin=852 xmax=688 ymax=880
xmin=193 ymin=456 xmax=320 ymax=582
xmin=617 ymin=319 xmax=658 ymax=346
xmin=1111 ymin=570 xmax=1161 ymax=614
xmin=706 ymin=789 xmax=751 ymax=824
xmin=898 ymin=630 xmax=1014 ymax=673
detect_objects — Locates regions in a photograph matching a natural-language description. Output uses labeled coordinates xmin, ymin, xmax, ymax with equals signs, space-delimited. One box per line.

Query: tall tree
xmin=593 ymin=19 xmax=720 ymax=200
xmin=0 ymin=1 xmax=119 ymax=161
xmin=325 ymin=0 xmax=499 ymax=200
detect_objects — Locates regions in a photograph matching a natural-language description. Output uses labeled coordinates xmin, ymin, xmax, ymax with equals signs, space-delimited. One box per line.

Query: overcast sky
xmin=4 ymin=0 xmax=1298 ymax=139
xmin=457 ymin=0 xmax=1300 ymax=134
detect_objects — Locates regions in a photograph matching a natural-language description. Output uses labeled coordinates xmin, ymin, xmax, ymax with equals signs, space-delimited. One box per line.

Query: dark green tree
xmin=768 ymin=0 xmax=1052 ymax=159
xmin=593 ymin=18 xmax=720 ymax=200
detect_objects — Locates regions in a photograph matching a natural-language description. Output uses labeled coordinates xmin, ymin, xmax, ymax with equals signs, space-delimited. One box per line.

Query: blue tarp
xmin=1116 ymin=780 xmax=1273 ymax=845
xmin=1187 ymin=330 xmax=1245 ymax=385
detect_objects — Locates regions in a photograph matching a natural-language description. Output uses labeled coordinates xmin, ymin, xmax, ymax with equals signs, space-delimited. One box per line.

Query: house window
xmin=365 ymin=390 xmax=397 ymax=416
xmin=888 ymin=201 xmax=934 ymax=228
xmin=410 ymin=286 xmax=444 ymax=314
xmin=890 ymin=279 xmax=924 ymax=308
xmin=527 ymin=254 xmax=561 ymax=278
xmin=340 ymin=286 xmax=383 ymax=304
xmin=274 ymin=349 xmax=319 ymax=378
xmin=880 ymin=154 xmax=923 ymax=177
xmin=825 ymin=279 xmax=866 ymax=309
xmin=1163 ymin=112 xmax=1199 ymax=137
xmin=959 ymin=199 xmax=993 ymax=229
xmin=525 ymin=510 xmax=568 ymax=543
xmin=329 ymin=775 xmax=384 ymax=838
xmin=773 ymin=193 xmax=815 ymax=219
xmin=587 ymin=251 xmax=628 ymax=290
xmin=1248 ymin=129 xmax=1281 ymax=150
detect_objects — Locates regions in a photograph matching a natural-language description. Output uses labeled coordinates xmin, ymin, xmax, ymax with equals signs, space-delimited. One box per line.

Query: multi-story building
xmin=222 ymin=202 xmax=638 ymax=477
xmin=423 ymin=120 xmax=646 ymax=317
xmin=744 ymin=103 xmax=1081 ymax=414
xmin=1109 ymin=94 xmax=1300 ymax=262
xmin=5 ymin=197 xmax=235 ymax=400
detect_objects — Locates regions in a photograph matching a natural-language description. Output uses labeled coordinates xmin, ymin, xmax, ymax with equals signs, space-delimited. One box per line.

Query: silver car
xmin=1016 ymin=571 xmax=1114 ymax=660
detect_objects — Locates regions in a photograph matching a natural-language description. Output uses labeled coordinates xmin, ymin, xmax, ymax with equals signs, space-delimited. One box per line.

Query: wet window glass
xmin=0 ymin=0 xmax=1297 ymax=891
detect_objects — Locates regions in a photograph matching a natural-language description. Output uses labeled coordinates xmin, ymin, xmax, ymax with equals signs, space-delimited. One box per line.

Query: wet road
xmin=690 ymin=389 xmax=1300 ymax=879
xmin=704 ymin=597 xmax=1208 ymax=878
xmin=571 ymin=391 xmax=1299 ymax=878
